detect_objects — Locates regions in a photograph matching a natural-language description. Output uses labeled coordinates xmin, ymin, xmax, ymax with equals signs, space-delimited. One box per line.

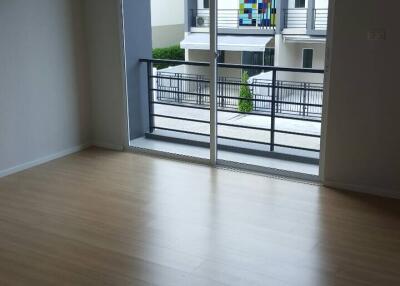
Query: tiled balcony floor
xmin=131 ymin=137 xmax=319 ymax=178
xmin=153 ymin=104 xmax=321 ymax=152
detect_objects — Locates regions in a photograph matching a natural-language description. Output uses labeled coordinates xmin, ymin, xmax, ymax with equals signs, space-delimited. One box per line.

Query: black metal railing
xmin=156 ymin=71 xmax=323 ymax=118
xmin=140 ymin=59 xmax=324 ymax=156
xmin=252 ymin=79 xmax=323 ymax=117
xmin=191 ymin=9 xmax=276 ymax=30
xmin=283 ymin=8 xmax=328 ymax=31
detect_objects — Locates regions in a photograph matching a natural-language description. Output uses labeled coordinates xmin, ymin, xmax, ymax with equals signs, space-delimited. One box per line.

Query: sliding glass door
xmin=128 ymin=0 xmax=213 ymax=161
xmin=125 ymin=0 xmax=327 ymax=178
xmin=212 ymin=0 xmax=325 ymax=178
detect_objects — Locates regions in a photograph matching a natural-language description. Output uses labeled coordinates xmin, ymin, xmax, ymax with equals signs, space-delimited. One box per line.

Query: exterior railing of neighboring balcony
xmin=283 ymin=8 xmax=308 ymax=29
xmin=283 ymin=8 xmax=328 ymax=30
xmin=156 ymin=71 xmax=323 ymax=118
xmin=139 ymin=59 xmax=324 ymax=157
xmin=312 ymin=9 xmax=328 ymax=30
xmin=191 ymin=9 xmax=276 ymax=30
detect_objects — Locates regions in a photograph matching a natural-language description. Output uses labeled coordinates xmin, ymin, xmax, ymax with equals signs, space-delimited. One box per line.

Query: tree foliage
xmin=152 ymin=45 xmax=185 ymax=69
xmin=238 ymin=71 xmax=253 ymax=113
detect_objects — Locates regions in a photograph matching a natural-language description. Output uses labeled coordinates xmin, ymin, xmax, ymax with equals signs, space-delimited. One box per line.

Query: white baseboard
xmin=0 ymin=143 xmax=90 ymax=179
xmin=93 ymin=141 xmax=124 ymax=151
xmin=324 ymin=180 xmax=400 ymax=200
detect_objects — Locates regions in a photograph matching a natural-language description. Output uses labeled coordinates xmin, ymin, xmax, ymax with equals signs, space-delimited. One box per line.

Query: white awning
xmin=283 ymin=35 xmax=326 ymax=44
xmin=180 ymin=33 xmax=273 ymax=52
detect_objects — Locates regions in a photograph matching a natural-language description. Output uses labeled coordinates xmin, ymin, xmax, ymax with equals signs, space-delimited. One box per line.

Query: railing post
xmin=267 ymin=79 xmax=270 ymax=111
xmin=177 ymin=73 xmax=180 ymax=103
xmin=312 ymin=9 xmax=316 ymax=30
xmin=307 ymin=0 xmax=315 ymax=33
xmin=253 ymin=79 xmax=257 ymax=111
xmin=156 ymin=72 xmax=160 ymax=101
xmin=221 ymin=77 xmax=225 ymax=108
xmin=147 ymin=61 xmax=154 ymax=133
xmin=276 ymin=80 xmax=280 ymax=114
xmin=283 ymin=9 xmax=287 ymax=29
xmin=196 ymin=75 xmax=200 ymax=105
xmin=170 ymin=74 xmax=173 ymax=101
xmin=302 ymin=82 xmax=307 ymax=117
xmin=237 ymin=9 xmax=240 ymax=29
xmin=270 ymin=70 xmax=276 ymax=152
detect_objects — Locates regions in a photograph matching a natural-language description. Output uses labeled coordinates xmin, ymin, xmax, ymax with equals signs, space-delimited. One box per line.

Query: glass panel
xmin=124 ymin=0 xmax=329 ymax=178
xmin=242 ymin=51 xmax=264 ymax=77
xmin=217 ymin=65 xmax=323 ymax=176
xmin=215 ymin=0 xmax=329 ymax=178
xmin=127 ymin=0 xmax=211 ymax=160
xmin=264 ymin=48 xmax=275 ymax=66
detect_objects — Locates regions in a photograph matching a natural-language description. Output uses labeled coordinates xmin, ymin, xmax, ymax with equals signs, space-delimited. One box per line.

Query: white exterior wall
xmin=197 ymin=0 xmax=238 ymax=9
xmin=151 ymin=0 xmax=184 ymax=27
xmin=151 ymin=0 xmax=185 ymax=47
xmin=186 ymin=50 xmax=242 ymax=79
xmin=315 ymin=0 xmax=329 ymax=9
xmin=186 ymin=50 xmax=209 ymax=77
xmin=275 ymin=35 xmax=325 ymax=83
xmin=287 ymin=0 xmax=328 ymax=8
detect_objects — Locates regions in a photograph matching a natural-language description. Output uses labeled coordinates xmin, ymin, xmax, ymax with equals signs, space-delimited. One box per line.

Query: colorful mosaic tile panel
xmin=239 ymin=0 xmax=276 ymax=27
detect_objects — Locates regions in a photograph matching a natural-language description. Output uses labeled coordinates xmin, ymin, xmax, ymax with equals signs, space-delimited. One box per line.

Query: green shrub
xmin=152 ymin=45 xmax=185 ymax=69
xmin=238 ymin=71 xmax=253 ymax=113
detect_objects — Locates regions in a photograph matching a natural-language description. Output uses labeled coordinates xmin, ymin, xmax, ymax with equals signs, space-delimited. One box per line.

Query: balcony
xmin=190 ymin=8 xmax=276 ymax=34
xmin=138 ymin=59 xmax=324 ymax=168
xmin=312 ymin=9 xmax=328 ymax=31
xmin=283 ymin=8 xmax=328 ymax=34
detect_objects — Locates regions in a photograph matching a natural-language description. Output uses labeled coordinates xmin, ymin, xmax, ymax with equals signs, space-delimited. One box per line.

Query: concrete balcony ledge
xmin=191 ymin=27 xmax=276 ymax=36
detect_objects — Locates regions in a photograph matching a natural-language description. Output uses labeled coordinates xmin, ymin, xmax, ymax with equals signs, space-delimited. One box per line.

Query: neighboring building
xmin=138 ymin=0 xmax=330 ymax=163
xmin=151 ymin=0 xmax=185 ymax=48
xmin=150 ymin=0 xmax=329 ymax=144
xmin=180 ymin=0 xmax=328 ymax=83
xmin=276 ymin=0 xmax=328 ymax=82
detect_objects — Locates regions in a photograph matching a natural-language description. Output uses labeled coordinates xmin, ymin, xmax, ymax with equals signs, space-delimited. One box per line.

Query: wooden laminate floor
xmin=0 ymin=148 xmax=399 ymax=286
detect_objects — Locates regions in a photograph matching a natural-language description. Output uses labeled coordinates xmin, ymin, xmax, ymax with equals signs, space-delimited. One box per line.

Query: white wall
xmin=150 ymin=0 xmax=185 ymax=48
xmin=322 ymin=0 xmax=400 ymax=198
xmin=315 ymin=0 xmax=328 ymax=9
xmin=187 ymin=50 xmax=242 ymax=78
xmin=151 ymin=0 xmax=184 ymax=27
xmin=218 ymin=0 xmax=239 ymax=10
xmin=152 ymin=25 xmax=185 ymax=48
xmin=197 ymin=0 xmax=238 ymax=10
xmin=84 ymin=0 xmax=125 ymax=150
xmin=275 ymin=35 xmax=325 ymax=83
xmin=0 ymin=0 xmax=91 ymax=176
xmin=287 ymin=0 xmax=328 ymax=9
